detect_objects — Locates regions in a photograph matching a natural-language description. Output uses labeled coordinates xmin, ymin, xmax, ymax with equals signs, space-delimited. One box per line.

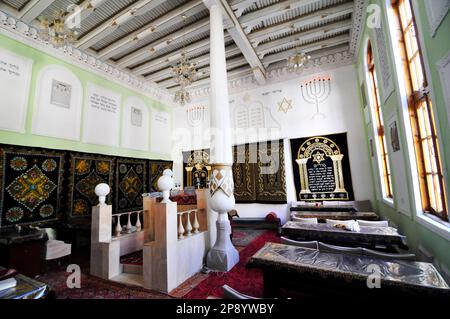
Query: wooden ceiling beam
xmin=256 ymin=19 xmax=352 ymax=58
xmin=115 ymin=18 xmax=210 ymax=68
xmin=240 ymin=0 xmax=320 ymax=34
xmin=96 ymin=0 xmax=204 ymax=60
xmin=70 ymin=0 xmax=108 ymax=23
xmin=145 ymin=44 xmax=241 ymax=81
xmin=132 ymin=34 xmax=232 ymax=75
xmin=230 ymin=0 xmax=258 ymax=17
xmin=262 ymin=34 xmax=349 ymax=66
xmin=19 ymin=0 xmax=55 ymax=23
xmin=248 ymin=1 xmax=354 ymax=45
xmin=76 ymin=0 xmax=166 ymax=50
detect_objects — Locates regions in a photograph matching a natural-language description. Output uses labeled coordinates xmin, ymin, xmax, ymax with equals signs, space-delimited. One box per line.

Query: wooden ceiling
xmin=1 ymin=0 xmax=360 ymax=93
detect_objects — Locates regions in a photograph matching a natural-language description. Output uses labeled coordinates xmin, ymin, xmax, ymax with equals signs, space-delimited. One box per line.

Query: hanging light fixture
xmin=38 ymin=9 xmax=79 ymax=48
xmin=287 ymin=48 xmax=311 ymax=73
xmin=172 ymin=15 xmax=198 ymax=105
xmin=173 ymin=87 xmax=191 ymax=105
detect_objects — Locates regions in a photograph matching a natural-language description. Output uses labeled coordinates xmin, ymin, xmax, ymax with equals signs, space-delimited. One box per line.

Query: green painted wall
xmin=356 ymin=0 xmax=450 ymax=272
xmin=0 ymin=33 xmax=172 ymax=160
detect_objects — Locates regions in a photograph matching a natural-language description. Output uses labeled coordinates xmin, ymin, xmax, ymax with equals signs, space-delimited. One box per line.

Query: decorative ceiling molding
xmin=349 ymin=0 xmax=368 ymax=57
xmin=0 ymin=10 xmax=174 ymax=106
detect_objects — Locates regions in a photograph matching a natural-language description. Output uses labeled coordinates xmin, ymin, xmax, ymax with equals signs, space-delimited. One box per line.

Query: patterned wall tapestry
xmin=68 ymin=154 xmax=114 ymax=218
xmin=232 ymin=140 xmax=286 ymax=203
xmin=149 ymin=160 xmax=173 ymax=192
xmin=0 ymin=147 xmax=64 ymax=227
xmin=233 ymin=144 xmax=257 ymax=201
xmin=256 ymin=140 xmax=287 ymax=203
xmin=115 ymin=158 xmax=147 ymax=213
xmin=290 ymin=133 xmax=354 ymax=201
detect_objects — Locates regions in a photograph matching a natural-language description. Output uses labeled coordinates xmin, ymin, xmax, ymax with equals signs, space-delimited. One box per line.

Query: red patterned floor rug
xmin=120 ymin=250 xmax=143 ymax=265
xmin=232 ymin=228 xmax=266 ymax=247
xmin=182 ymin=230 xmax=280 ymax=299
xmin=39 ymin=269 xmax=171 ymax=299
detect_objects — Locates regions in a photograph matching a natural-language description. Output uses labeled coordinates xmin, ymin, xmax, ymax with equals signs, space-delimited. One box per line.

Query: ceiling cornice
xmin=349 ymin=0 xmax=369 ymax=58
xmin=0 ymin=10 xmax=174 ymax=107
xmin=188 ymin=49 xmax=354 ymax=101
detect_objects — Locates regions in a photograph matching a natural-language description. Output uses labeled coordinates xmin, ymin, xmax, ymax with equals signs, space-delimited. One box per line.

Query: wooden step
xmin=121 ymin=263 xmax=142 ymax=275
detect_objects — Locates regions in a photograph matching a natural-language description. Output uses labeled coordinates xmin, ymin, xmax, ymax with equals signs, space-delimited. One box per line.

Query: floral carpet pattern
xmin=232 ymin=228 xmax=266 ymax=247
xmin=183 ymin=230 xmax=280 ymax=299
xmin=39 ymin=269 xmax=170 ymax=299
xmin=120 ymin=250 xmax=143 ymax=266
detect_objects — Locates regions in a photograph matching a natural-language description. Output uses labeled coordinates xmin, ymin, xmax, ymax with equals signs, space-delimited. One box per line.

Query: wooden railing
xmin=112 ymin=210 xmax=144 ymax=237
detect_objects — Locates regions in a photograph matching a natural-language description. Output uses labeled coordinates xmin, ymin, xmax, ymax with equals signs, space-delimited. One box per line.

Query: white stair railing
xmin=112 ymin=210 xmax=144 ymax=237
xmin=177 ymin=209 xmax=200 ymax=239
xmin=193 ymin=210 xmax=200 ymax=234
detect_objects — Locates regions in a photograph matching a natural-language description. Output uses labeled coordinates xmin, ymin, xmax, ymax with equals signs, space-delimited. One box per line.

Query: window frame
xmin=392 ymin=0 xmax=448 ymax=222
xmin=364 ymin=40 xmax=394 ymax=203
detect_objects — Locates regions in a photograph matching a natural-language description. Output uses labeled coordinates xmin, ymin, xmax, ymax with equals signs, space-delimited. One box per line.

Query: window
xmin=392 ymin=0 xmax=448 ymax=221
xmin=366 ymin=41 xmax=393 ymax=199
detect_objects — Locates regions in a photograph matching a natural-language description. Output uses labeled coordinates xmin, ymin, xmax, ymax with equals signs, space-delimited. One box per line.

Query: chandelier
xmin=172 ymin=53 xmax=198 ymax=88
xmin=173 ymin=86 xmax=191 ymax=105
xmin=38 ymin=9 xmax=79 ymax=48
xmin=172 ymin=15 xmax=198 ymax=105
xmin=287 ymin=49 xmax=311 ymax=72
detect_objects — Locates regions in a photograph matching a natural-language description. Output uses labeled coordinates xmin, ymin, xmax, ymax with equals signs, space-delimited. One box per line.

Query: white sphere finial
xmin=95 ymin=183 xmax=110 ymax=205
xmin=157 ymin=169 xmax=174 ymax=203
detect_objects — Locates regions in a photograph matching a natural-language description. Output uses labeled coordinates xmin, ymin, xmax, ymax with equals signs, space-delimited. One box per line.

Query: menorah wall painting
xmin=300 ymin=76 xmax=332 ymax=119
xmin=186 ymin=105 xmax=208 ymax=127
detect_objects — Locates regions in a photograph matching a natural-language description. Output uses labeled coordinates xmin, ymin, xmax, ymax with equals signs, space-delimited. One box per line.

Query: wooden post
xmin=143 ymin=201 xmax=178 ymax=293
xmin=90 ymin=204 xmax=121 ymax=280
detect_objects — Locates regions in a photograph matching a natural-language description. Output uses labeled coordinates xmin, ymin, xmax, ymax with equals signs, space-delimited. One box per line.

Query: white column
xmin=209 ymin=2 xmax=232 ymax=164
xmin=204 ymin=1 xmax=239 ymax=272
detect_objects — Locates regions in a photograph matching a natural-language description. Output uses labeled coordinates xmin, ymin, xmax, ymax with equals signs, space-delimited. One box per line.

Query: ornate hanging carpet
xmin=149 ymin=160 xmax=173 ymax=192
xmin=0 ymin=147 xmax=64 ymax=227
xmin=68 ymin=154 xmax=114 ymax=217
xmin=232 ymin=140 xmax=287 ymax=203
xmin=116 ymin=158 xmax=147 ymax=212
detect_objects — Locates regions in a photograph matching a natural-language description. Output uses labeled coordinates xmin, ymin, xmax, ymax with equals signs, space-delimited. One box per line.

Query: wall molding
xmin=437 ymin=50 xmax=450 ymax=131
xmin=424 ymin=0 xmax=450 ymax=37
xmin=374 ymin=23 xmax=395 ymax=103
xmin=0 ymin=10 xmax=174 ymax=107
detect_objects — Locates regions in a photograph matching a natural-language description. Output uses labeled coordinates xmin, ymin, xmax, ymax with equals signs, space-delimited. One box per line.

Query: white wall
xmin=172 ymin=65 xmax=374 ymax=223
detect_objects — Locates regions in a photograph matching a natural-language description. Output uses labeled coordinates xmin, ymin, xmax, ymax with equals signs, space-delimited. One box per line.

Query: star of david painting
xmin=116 ymin=158 xmax=147 ymax=212
xmin=68 ymin=154 xmax=114 ymax=217
xmin=149 ymin=160 xmax=173 ymax=192
xmin=0 ymin=146 xmax=64 ymax=227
